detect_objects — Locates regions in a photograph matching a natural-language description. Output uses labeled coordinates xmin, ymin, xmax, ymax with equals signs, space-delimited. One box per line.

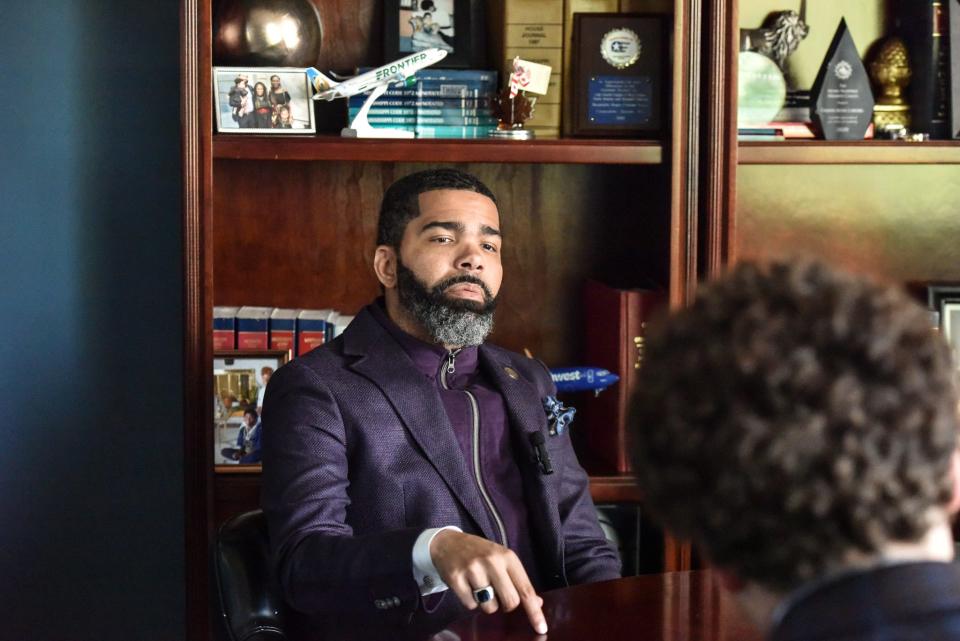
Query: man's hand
xmin=430 ymin=530 xmax=548 ymax=634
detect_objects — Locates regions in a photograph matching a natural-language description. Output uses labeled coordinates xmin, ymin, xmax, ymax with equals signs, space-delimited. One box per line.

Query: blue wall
xmin=0 ymin=3 xmax=185 ymax=639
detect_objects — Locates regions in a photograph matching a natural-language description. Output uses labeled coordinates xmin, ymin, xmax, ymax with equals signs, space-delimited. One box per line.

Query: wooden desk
xmin=437 ymin=572 xmax=762 ymax=641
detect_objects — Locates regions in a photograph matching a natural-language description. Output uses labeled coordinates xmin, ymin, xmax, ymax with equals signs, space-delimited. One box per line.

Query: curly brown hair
xmin=630 ymin=259 xmax=958 ymax=590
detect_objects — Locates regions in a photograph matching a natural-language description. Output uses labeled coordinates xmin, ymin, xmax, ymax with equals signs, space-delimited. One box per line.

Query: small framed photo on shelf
xmin=929 ymin=285 xmax=960 ymax=369
xmin=384 ymin=0 xmax=485 ymax=69
xmin=213 ymin=350 xmax=288 ymax=470
xmin=213 ymin=67 xmax=315 ymax=133
xmin=570 ymin=13 xmax=670 ymax=138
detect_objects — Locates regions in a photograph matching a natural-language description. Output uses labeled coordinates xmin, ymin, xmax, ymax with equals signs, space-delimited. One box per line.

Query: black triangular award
xmin=810 ymin=19 xmax=875 ymax=140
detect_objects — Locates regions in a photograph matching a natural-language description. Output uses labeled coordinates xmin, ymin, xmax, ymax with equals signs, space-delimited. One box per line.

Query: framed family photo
xmin=213 ymin=350 xmax=288 ymax=470
xmin=213 ymin=67 xmax=316 ymax=133
xmin=384 ymin=0 xmax=485 ymax=69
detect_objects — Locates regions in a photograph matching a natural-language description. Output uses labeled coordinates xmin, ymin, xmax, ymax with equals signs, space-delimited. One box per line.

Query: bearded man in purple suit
xmin=261 ymin=168 xmax=621 ymax=639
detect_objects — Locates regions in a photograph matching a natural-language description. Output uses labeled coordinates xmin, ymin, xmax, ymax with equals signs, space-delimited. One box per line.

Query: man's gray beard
xmin=396 ymin=262 xmax=496 ymax=347
xmin=416 ymin=301 xmax=494 ymax=347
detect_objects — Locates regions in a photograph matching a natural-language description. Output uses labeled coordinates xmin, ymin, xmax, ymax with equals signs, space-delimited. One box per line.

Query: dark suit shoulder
xmin=286 ymin=335 xmax=348 ymax=372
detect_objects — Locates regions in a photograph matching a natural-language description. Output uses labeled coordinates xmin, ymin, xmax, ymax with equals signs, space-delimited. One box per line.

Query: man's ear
xmin=373 ymin=245 xmax=398 ymax=289
xmin=947 ymin=449 xmax=960 ymax=516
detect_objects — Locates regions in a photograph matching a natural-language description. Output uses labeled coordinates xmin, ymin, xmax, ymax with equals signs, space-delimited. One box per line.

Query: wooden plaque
xmin=571 ymin=13 xmax=670 ymax=138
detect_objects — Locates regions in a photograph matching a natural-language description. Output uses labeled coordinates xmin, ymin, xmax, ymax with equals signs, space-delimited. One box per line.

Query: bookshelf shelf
xmin=588 ymin=475 xmax=645 ymax=503
xmin=738 ymin=141 xmax=960 ymax=165
xmin=213 ymin=135 xmax=664 ymax=165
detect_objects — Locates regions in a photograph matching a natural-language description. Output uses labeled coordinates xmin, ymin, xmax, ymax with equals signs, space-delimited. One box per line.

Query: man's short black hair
xmin=376 ymin=168 xmax=497 ymax=248
xmin=243 ymin=406 xmax=258 ymax=419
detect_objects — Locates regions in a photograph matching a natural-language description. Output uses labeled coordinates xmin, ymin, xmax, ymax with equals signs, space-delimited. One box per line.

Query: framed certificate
xmin=571 ymin=13 xmax=670 ymax=138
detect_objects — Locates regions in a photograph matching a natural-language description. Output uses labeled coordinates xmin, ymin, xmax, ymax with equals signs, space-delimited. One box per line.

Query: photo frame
xmin=213 ymin=67 xmax=316 ymax=133
xmin=928 ymin=284 xmax=960 ymax=370
xmin=213 ymin=350 xmax=289 ymax=470
xmin=384 ymin=0 xmax=485 ymax=69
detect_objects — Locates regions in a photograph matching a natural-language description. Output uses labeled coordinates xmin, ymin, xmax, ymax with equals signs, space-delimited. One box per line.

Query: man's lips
xmin=444 ymin=283 xmax=485 ymax=301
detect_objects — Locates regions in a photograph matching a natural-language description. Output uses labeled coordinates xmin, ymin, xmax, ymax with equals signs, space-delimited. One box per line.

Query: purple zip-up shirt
xmin=370 ymin=301 xmax=543 ymax=588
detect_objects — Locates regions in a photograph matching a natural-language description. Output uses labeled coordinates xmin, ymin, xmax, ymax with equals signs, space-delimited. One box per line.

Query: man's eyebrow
xmin=420 ymin=220 xmax=464 ymax=234
xmin=419 ymin=221 xmax=502 ymax=237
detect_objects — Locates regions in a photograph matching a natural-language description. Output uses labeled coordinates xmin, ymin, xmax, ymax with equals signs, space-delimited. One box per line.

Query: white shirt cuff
xmin=412 ymin=526 xmax=461 ymax=596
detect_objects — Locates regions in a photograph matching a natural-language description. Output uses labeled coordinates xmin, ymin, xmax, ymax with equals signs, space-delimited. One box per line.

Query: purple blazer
xmin=261 ymin=304 xmax=620 ymax=638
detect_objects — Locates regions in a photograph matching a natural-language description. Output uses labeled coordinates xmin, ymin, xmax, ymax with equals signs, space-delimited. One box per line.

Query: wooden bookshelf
xmin=214 ymin=135 xmax=664 ymax=164
xmin=738 ymin=141 xmax=960 ymax=165
xmin=181 ymin=0 xmax=724 ymax=636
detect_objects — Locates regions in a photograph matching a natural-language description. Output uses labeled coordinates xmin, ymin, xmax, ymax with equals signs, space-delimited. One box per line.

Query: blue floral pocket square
xmin=543 ymin=395 xmax=576 ymax=436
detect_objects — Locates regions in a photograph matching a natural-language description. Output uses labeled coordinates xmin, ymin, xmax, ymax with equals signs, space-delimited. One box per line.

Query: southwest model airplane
xmin=307 ymin=48 xmax=448 ymax=139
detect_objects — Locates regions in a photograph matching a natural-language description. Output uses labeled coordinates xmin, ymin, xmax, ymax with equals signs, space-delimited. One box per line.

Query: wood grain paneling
xmin=212 ymin=161 xmax=670 ymax=366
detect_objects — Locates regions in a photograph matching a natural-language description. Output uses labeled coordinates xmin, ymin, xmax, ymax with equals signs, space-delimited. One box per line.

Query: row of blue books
xmin=347 ymin=68 xmax=499 ymax=139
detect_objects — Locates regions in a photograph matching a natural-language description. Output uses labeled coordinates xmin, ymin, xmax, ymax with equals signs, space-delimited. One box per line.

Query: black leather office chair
xmin=213 ymin=507 xmax=623 ymax=641
xmin=214 ymin=510 xmax=289 ymax=641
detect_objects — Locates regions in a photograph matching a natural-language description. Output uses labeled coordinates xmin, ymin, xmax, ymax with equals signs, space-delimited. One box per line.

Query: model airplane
xmin=306 ymin=48 xmax=448 ymax=139
xmin=549 ymin=367 xmax=620 ymax=395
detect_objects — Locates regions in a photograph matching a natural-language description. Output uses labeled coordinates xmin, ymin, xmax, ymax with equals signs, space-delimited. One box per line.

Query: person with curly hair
xmin=630 ymin=259 xmax=960 ymax=641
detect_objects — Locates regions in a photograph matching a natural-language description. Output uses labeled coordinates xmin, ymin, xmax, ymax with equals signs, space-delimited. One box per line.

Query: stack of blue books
xmin=347 ymin=69 xmax=499 ymax=139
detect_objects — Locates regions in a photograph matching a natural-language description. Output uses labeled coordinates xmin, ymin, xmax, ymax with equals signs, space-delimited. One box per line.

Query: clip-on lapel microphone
xmin=529 ymin=432 xmax=554 ymax=475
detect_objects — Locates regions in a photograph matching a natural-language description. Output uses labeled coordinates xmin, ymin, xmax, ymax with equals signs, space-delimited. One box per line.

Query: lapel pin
xmin=504 ymin=366 xmax=520 ymax=380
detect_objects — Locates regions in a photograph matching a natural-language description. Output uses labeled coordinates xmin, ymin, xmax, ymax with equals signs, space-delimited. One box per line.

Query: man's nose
xmin=456 ymin=242 xmax=484 ymax=272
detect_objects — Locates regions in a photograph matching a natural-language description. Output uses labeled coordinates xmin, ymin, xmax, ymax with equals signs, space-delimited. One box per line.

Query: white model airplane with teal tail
xmin=306 ymin=48 xmax=448 ymax=139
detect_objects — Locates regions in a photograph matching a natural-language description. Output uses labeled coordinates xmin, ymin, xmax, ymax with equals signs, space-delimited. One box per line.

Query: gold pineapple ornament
xmin=869 ymin=37 xmax=912 ymax=134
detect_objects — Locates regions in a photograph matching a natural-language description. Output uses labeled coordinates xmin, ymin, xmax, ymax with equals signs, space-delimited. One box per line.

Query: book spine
xmin=499 ymin=0 xmax=564 ymax=130
xmin=296 ymin=320 xmax=327 ymax=356
xmin=348 ymin=87 xmax=497 ymax=106
xmin=415 ymin=125 xmax=498 ymax=138
xmin=212 ymin=317 xmax=236 ymax=351
xmin=411 ymin=70 xmax=498 ymax=83
xmin=900 ymin=0 xmax=951 ymax=138
xmin=348 ymin=107 xmax=495 ymax=117
xmin=345 ymin=98 xmax=493 ymax=108
xmin=356 ymin=115 xmax=499 ymax=125
xmin=236 ymin=318 xmax=269 ymax=350
xmin=268 ymin=320 xmax=296 ymax=353
xmin=269 ymin=331 xmax=295 ymax=352
xmin=581 ymin=280 xmax=666 ymax=473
